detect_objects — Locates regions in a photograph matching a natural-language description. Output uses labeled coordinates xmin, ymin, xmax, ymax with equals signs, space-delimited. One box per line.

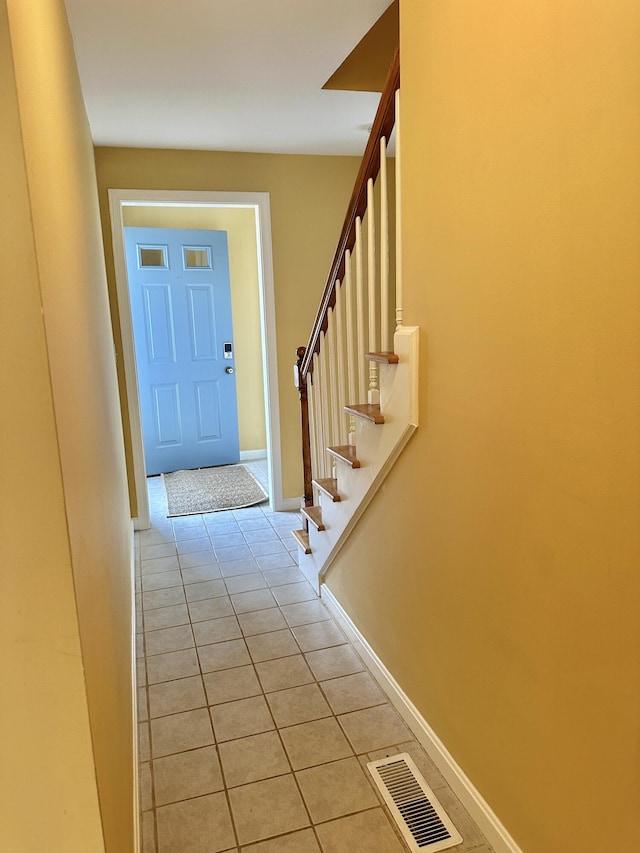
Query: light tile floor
xmin=136 ymin=461 xmax=494 ymax=853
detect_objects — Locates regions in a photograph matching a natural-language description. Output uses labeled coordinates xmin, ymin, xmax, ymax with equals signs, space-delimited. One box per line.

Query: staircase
xmin=295 ymin=326 xmax=418 ymax=591
xmin=293 ymin=49 xmax=419 ymax=591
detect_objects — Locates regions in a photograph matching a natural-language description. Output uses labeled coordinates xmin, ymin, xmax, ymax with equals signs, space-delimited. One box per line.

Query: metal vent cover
xmin=367 ymin=753 xmax=463 ymax=852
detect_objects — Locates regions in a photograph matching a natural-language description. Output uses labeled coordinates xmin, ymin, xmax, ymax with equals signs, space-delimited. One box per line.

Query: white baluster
xmin=312 ymin=352 xmax=325 ymax=478
xmin=334 ymin=280 xmax=348 ymax=444
xmin=307 ymin=370 xmax=318 ymax=485
xmin=344 ymin=249 xmax=357 ymax=445
xmin=367 ymin=177 xmax=380 ymax=405
xmin=395 ymin=88 xmax=403 ymax=331
xmin=380 ymin=136 xmax=390 ymax=353
xmin=355 ymin=216 xmax=367 ymax=403
xmin=327 ymin=307 xmax=340 ymax=454
xmin=318 ymin=334 xmax=332 ymax=477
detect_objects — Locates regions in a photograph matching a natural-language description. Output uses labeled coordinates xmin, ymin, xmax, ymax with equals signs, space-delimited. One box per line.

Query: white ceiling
xmin=64 ymin=0 xmax=393 ymax=156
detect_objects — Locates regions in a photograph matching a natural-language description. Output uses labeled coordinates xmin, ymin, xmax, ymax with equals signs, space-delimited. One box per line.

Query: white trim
xmin=277 ymin=496 xmax=302 ymax=512
xmin=239 ymin=449 xmax=267 ymax=461
xmin=108 ymin=188 xmax=286 ymax=527
xmin=130 ymin=524 xmax=141 ymax=853
xmin=321 ymin=586 xmax=524 ymax=853
xmin=109 ymin=195 xmax=150 ymax=530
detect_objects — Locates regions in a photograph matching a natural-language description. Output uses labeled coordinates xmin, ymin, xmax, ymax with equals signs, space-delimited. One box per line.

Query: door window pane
xmin=183 ymin=246 xmax=212 ymax=269
xmin=138 ymin=245 xmax=168 ymax=268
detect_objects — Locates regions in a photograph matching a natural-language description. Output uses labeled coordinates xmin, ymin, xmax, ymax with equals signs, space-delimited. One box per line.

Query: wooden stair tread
xmin=301 ymin=505 xmax=325 ymax=531
xmin=327 ymin=445 xmax=361 ymax=468
xmin=365 ymin=351 xmax=399 ymax=364
xmin=292 ymin=529 xmax=311 ymax=554
xmin=313 ymin=478 xmax=341 ymax=502
xmin=343 ymin=403 xmax=385 ymax=424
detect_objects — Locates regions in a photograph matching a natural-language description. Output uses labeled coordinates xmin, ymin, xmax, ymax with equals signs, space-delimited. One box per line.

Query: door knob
xmin=225 ymin=366 xmax=234 ymax=374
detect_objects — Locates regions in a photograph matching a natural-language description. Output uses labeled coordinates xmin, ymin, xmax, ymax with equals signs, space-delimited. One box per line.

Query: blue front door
xmin=125 ymin=226 xmax=240 ymax=475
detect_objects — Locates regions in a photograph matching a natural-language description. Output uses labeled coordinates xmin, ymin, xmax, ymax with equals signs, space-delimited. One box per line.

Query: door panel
xmin=153 ymin=384 xmax=182 ymax=445
xmin=143 ymin=285 xmax=175 ymax=362
xmin=187 ymin=286 xmax=217 ymax=360
xmin=125 ymin=226 xmax=240 ymax=475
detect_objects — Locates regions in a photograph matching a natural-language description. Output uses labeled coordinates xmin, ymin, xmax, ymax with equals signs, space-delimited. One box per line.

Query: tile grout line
xmin=136 ymin=546 xmax=160 ymax=853
xmin=139 ymin=479 xmax=433 ymax=852
xmin=142 ymin=496 xmax=496 ymax=853
xmin=202 ymin=515 xmax=304 ymax=851
xmin=143 ymin=503 xmax=315 ymax=848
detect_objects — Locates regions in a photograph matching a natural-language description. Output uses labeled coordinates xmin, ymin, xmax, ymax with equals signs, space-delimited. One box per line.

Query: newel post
xmin=296 ymin=347 xmax=314 ymax=508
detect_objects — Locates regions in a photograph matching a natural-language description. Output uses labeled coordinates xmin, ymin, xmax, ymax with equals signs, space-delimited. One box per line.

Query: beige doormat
xmin=161 ymin=465 xmax=268 ymax=517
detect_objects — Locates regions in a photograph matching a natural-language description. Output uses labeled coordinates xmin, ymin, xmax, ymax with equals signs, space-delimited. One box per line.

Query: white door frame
xmin=109 ymin=188 xmax=288 ymax=529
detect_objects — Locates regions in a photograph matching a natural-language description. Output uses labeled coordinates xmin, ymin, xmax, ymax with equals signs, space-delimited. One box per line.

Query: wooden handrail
xmin=299 ymin=47 xmax=400 ymax=380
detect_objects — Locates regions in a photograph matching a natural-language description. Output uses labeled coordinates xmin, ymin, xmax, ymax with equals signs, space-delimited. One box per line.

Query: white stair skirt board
xmin=321 ymin=585 xmax=524 ymax=853
xmin=296 ymin=325 xmax=419 ymax=593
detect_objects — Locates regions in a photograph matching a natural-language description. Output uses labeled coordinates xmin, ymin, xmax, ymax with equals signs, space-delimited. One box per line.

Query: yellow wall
xmin=2 ymin=1 xmax=134 ymax=850
xmin=123 ymin=206 xmax=266 ymax=453
xmin=327 ymin=2 xmax=640 ymax=851
xmin=94 ymin=147 xmax=359 ymax=509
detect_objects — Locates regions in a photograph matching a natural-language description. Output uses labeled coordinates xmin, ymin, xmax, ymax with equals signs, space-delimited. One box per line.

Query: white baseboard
xmin=321 ymin=585 xmax=523 ymax=853
xmin=274 ymin=496 xmax=301 ymax=512
xmin=130 ymin=523 xmax=141 ymax=853
xmin=239 ymin=449 xmax=268 ymax=461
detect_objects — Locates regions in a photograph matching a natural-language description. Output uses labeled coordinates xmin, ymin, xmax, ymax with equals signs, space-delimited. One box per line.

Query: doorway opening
xmin=109 ymin=189 xmax=287 ymax=529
